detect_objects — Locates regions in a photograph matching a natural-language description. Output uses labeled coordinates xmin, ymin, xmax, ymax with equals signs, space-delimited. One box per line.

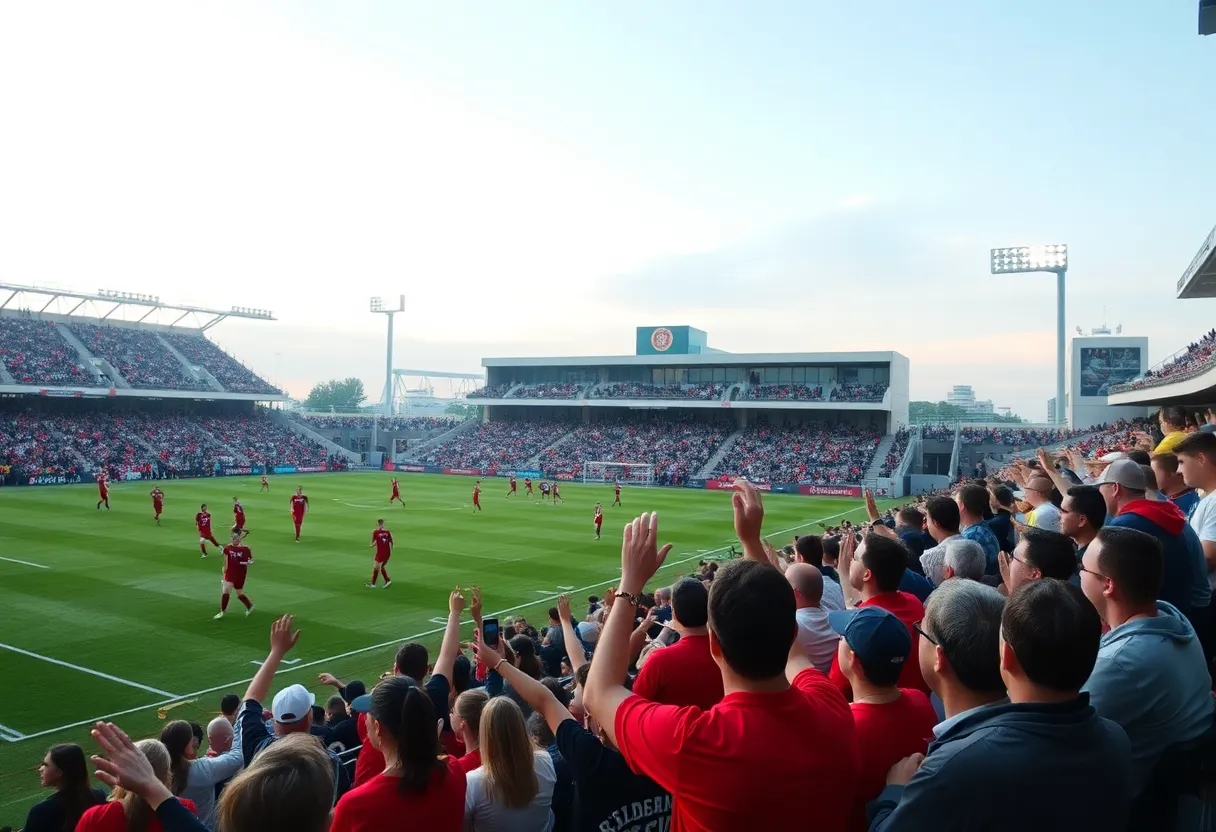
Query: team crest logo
xmin=650 ymin=328 xmax=674 ymax=352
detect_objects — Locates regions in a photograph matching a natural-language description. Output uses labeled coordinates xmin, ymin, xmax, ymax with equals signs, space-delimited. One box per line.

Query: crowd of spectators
xmin=0 ymin=317 xmax=102 ymax=387
xmin=510 ymin=382 xmax=585 ymax=400
xmin=160 ymin=332 xmax=281 ymax=395
xmin=1113 ymin=329 xmax=1216 ymax=392
xmin=467 ymin=384 xmax=511 ymax=399
xmin=830 ymin=383 xmax=888 ymax=402
xmin=203 ymin=415 xmax=332 ymax=469
xmin=712 ymin=422 xmax=882 ymax=484
xmin=960 ymin=426 xmax=1089 ymax=446
xmin=746 ymin=383 xmax=823 ymax=401
xmin=420 ymin=420 xmax=572 ymax=471
xmin=295 ymin=415 xmax=462 ymax=432
xmin=878 ymin=427 xmax=911 ymax=477
xmin=1067 ymin=417 xmax=1158 ymax=460
xmin=591 ymin=381 xmax=725 ymax=400
xmin=921 ymin=423 xmax=955 ymax=442
xmin=68 ymin=322 xmax=198 ymax=390
xmin=537 ymin=418 xmax=730 ymax=484
xmin=0 ymin=412 xmax=85 ymax=480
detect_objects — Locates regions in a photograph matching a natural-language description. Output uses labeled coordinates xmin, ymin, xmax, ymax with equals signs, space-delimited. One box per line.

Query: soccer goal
xmin=583 ymin=461 xmax=655 ymax=486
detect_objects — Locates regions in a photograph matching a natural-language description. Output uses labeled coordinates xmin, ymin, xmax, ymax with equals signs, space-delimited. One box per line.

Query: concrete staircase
xmin=525 ymin=428 xmax=580 ymax=468
xmin=273 ymin=412 xmax=360 ymax=462
xmin=0 ymin=362 xmax=14 ymax=384
xmin=53 ymin=323 xmax=118 ymax=386
xmin=403 ymin=419 xmax=479 ymax=460
xmin=199 ymin=426 xmax=250 ymax=465
xmin=156 ymin=334 xmax=225 ymax=392
xmin=695 ymin=429 xmax=744 ymax=479
xmin=864 ymin=434 xmax=898 ymax=480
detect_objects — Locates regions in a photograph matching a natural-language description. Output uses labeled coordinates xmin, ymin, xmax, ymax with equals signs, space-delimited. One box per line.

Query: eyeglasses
xmin=913 ymin=621 xmax=937 ymax=646
xmin=1077 ymin=563 xmax=1107 ymax=581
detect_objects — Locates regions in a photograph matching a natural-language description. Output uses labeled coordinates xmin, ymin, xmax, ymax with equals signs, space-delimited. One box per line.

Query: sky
xmin=0 ymin=1 xmax=1213 ymax=418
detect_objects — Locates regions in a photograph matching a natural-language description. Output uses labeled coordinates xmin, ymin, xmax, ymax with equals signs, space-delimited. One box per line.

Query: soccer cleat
xmin=245 ymin=605 xmax=255 ymax=617
xmin=383 ymin=581 xmax=392 ymax=588
xmin=366 ymin=582 xmax=375 ymax=588
xmin=213 ymin=612 xmax=224 ymax=619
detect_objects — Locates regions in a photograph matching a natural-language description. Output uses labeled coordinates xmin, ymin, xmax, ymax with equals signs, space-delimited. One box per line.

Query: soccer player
xmin=259 ymin=474 xmax=270 ymax=492
xmin=524 ymin=477 xmax=534 ymax=496
xmin=594 ymin=502 xmax=604 ymax=539
xmin=506 ymin=474 xmax=518 ymax=498
xmin=368 ymin=519 xmax=394 ymax=588
xmin=613 ymin=481 xmax=622 ymax=507
xmin=552 ymin=482 xmax=563 ymax=504
xmin=196 ymin=504 xmax=220 ymax=556
xmin=540 ymin=481 xmax=551 ymax=501
xmin=472 ymin=480 xmax=482 ymax=513
xmin=214 ymin=532 xmax=255 ymax=619
xmin=232 ymin=497 xmax=249 ymax=539
xmin=96 ymin=472 xmax=110 ymax=511
xmin=150 ymin=487 xmax=164 ymax=524
xmin=289 ymin=487 xmax=309 ymax=542
xmin=389 ymin=478 xmax=403 ymax=506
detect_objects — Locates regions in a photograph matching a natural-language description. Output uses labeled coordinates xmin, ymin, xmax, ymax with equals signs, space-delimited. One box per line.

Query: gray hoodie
xmin=1081 ymin=601 xmax=1214 ymax=795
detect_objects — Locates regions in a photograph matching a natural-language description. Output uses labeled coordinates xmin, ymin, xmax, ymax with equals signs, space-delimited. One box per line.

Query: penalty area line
xmin=0 ymin=643 xmax=179 ymax=699
xmin=0 ymin=555 xmax=50 ymax=570
xmin=7 ymin=503 xmax=872 ymax=744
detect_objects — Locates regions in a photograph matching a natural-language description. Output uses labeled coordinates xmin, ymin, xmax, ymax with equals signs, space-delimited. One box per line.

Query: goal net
xmin=582 ymin=461 xmax=655 ymax=486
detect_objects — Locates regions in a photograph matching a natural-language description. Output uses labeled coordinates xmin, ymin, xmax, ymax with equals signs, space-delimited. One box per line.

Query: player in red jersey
xmin=232 ymin=497 xmax=250 ymax=539
xmin=96 ymin=473 xmax=110 ymax=511
xmin=289 ymin=487 xmax=309 ymax=542
xmin=389 ymin=478 xmax=403 ymax=506
xmin=214 ymin=532 xmax=255 ymax=619
xmin=552 ymin=482 xmax=563 ymax=504
xmin=472 ymin=481 xmax=482 ymax=513
xmin=149 ymin=487 xmax=164 ymax=524
xmin=260 ymin=474 xmax=270 ymax=492
xmin=613 ymin=481 xmax=622 ymax=507
xmin=368 ymin=519 xmax=394 ymax=588
xmin=506 ymin=474 xmax=517 ymax=498
xmin=539 ymin=481 xmax=551 ymax=501
xmin=196 ymin=504 xmax=220 ymax=556
xmin=594 ymin=502 xmax=604 ymax=540
xmin=524 ymin=477 xmax=534 ymax=496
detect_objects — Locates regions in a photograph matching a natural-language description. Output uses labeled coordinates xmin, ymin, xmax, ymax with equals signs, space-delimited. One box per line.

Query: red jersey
xmin=233 ymin=502 xmax=246 ymax=526
xmin=594 ymin=507 xmax=603 ymax=524
xmin=331 ymin=758 xmax=466 ymax=832
xmin=552 ymin=484 xmax=560 ymax=496
xmin=222 ymin=544 xmax=253 ymax=580
xmin=473 ymin=486 xmax=481 ymax=499
xmin=78 ymin=798 xmax=197 ymax=832
xmin=196 ymin=511 xmax=213 ymax=533
xmin=525 ymin=478 xmax=532 ymax=488
xmin=290 ymin=494 xmax=308 ymax=516
xmin=372 ymin=528 xmax=394 ymax=558
xmin=616 ymin=667 xmax=857 ymax=832
xmin=97 ymin=476 xmax=108 ymax=494
xmin=616 ymin=484 xmax=622 ymax=495
xmin=150 ymin=489 xmax=164 ymax=505
xmin=261 ymin=475 xmax=268 ymax=484
xmin=829 ymin=591 xmax=929 ymax=696
xmin=391 ymin=479 xmax=399 ymax=492
xmin=632 ymin=633 xmax=722 ymax=711
xmin=509 ymin=476 xmax=516 ymax=488
xmin=847 ymin=690 xmax=938 ymax=832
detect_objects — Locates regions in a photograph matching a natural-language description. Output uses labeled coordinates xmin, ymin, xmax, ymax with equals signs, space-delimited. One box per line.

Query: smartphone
xmin=482 ymin=617 xmax=500 ymax=649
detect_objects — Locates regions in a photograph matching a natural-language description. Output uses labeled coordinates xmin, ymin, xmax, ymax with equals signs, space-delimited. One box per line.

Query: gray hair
xmin=207 ymin=716 xmax=234 ymax=742
xmin=657 ymin=586 xmax=672 ymax=603
xmin=943 ymin=539 xmax=986 ymax=582
xmin=922 ymin=580 xmax=1006 ymax=694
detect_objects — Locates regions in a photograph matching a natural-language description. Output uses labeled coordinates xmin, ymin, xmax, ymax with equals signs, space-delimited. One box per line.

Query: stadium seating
xmin=746 ymin=383 xmax=823 ymax=401
xmin=510 ymin=382 xmax=585 ymax=399
xmin=878 ymin=426 xmax=911 ymax=476
xmin=829 ymin=383 xmax=888 ymax=402
xmin=294 ymin=415 xmax=462 ymax=432
xmin=960 ymin=426 xmax=1090 ymax=446
xmin=921 ymin=424 xmax=955 ymax=442
xmin=537 ymin=419 xmax=730 ymax=483
xmin=203 ymin=415 xmax=332 ymax=469
xmin=67 ymin=322 xmax=198 ymax=390
xmin=591 ymin=382 xmax=725 ymax=400
xmin=0 ymin=317 xmax=102 ymax=387
xmin=420 ymin=419 xmax=572 ymax=471
xmin=710 ymin=422 xmax=881 ymax=484
xmin=1113 ymin=329 xmax=1216 ymax=391
xmin=1063 ymin=416 xmax=1156 ymax=459
xmin=467 ymin=384 xmax=511 ymax=398
xmin=159 ymin=331 xmax=280 ymax=394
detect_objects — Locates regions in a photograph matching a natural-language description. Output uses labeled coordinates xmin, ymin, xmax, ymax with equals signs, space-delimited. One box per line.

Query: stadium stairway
xmin=401 ymin=418 xmax=479 ymax=461
xmin=0 ymin=361 xmax=14 ymax=384
xmin=54 ymin=323 xmax=122 ymax=387
xmin=523 ymin=427 xmax=579 ymax=468
xmin=156 ymin=334 xmax=226 ymax=392
xmin=864 ymin=433 xmax=898 ymax=480
xmin=501 ymin=382 xmax=526 ymax=398
xmin=273 ymin=412 xmax=360 ymax=463
xmin=198 ymin=426 xmax=251 ymax=465
xmin=694 ymin=429 xmax=744 ymax=479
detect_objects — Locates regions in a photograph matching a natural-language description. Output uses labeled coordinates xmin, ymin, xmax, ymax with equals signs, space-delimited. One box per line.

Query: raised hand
xmin=469 ymin=585 xmax=483 ymax=622
xmin=556 ymin=593 xmax=572 ymax=621
xmin=621 ymin=513 xmax=672 ymax=595
xmin=91 ymin=722 xmax=168 ymax=798
xmin=731 ymin=480 xmax=765 ymax=556
xmin=270 ymin=614 xmax=300 ymax=656
xmin=449 ymin=585 xmax=466 ymax=615
xmin=317 ymin=673 xmax=342 ymax=688
xmin=864 ymin=488 xmax=880 ymax=521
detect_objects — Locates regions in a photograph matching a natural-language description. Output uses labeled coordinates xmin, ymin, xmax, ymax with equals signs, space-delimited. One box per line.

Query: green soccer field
xmin=0 ymin=471 xmax=890 ymax=822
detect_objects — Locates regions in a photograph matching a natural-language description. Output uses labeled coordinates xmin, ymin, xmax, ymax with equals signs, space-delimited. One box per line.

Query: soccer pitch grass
xmin=0 ymin=470 xmax=895 ymax=821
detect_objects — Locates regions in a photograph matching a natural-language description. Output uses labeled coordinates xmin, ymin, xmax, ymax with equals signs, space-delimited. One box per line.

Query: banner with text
xmin=798 ymin=484 xmax=863 ymax=498
xmin=444 ymin=468 xmax=484 ymax=477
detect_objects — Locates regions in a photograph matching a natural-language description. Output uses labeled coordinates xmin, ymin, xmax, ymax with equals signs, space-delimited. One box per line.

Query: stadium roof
xmin=1175 ymin=221 xmax=1216 ymax=299
xmin=484 ymin=350 xmax=906 ymax=368
xmin=0 ymin=283 xmax=275 ymax=330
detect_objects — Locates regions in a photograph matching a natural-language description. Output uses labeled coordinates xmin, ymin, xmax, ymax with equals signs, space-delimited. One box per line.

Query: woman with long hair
xmin=452 ymin=689 xmax=490 ymax=772
xmin=214 ymin=734 xmax=333 ymax=832
xmin=77 ymin=738 xmax=198 ymax=831
xmin=330 ymin=676 xmax=467 ymax=832
xmin=159 ymin=717 xmax=244 ymax=829
xmin=21 ymin=743 xmax=106 ymax=832
xmin=463 ymin=696 xmax=556 ymax=831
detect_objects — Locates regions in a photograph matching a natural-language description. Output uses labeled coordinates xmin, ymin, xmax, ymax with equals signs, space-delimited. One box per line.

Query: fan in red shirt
xmin=524 ymin=477 xmax=534 ymax=496
xmin=583 ymin=492 xmax=859 ymax=832
xmin=632 ymin=577 xmax=724 ymax=710
xmin=505 ymin=474 xmax=517 ymax=498
xmin=150 ymin=487 xmax=164 ymax=524
xmin=232 ymin=497 xmax=250 ymax=539
xmin=613 ymin=481 xmax=622 ymax=506
xmin=196 ymin=504 xmax=220 ymax=556
xmin=368 ymin=519 xmax=394 ymax=588
xmin=290 ymin=488 xmax=309 ymax=542
xmin=260 ymin=473 xmax=270 ymax=492
xmin=593 ymin=503 xmax=604 ymax=540
xmin=829 ymin=530 xmax=930 ymax=697
xmin=829 ymin=606 xmax=938 ymax=831
xmin=76 ymin=731 xmax=198 ymax=832
xmin=471 ymin=481 xmax=482 ymax=513
xmin=390 ymin=478 xmax=403 ymax=506
xmin=78 ymin=794 xmax=197 ymax=832
xmin=214 ymin=532 xmax=255 ymax=619
xmin=96 ymin=472 xmax=110 ymax=511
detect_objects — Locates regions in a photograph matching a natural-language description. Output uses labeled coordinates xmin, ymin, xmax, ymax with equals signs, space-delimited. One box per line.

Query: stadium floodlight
xmin=370 ymin=295 xmax=406 ymax=422
xmin=990 ymin=243 xmax=1069 ymax=425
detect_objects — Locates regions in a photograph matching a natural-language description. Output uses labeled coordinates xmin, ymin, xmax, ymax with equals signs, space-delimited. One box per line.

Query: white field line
xmin=0 ymin=643 xmax=179 ymax=699
xmin=0 ymin=722 xmax=25 ymax=741
xmin=6 ymin=504 xmax=867 ymax=743
xmin=0 ymin=555 xmax=50 ymax=569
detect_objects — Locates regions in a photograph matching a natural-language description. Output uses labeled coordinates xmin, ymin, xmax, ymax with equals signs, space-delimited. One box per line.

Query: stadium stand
xmin=709 ymin=421 xmax=882 ymax=484
xmin=591 ymin=382 xmax=725 ymax=400
xmin=745 ymin=383 xmax=823 ymax=401
xmin=829 ymin=382 xmax=888 ymax=402
xmin=466 ymin=383 xmax=511 ymax=398
xmin=1113 ymin=328 xmax=1216 ymax=392
xmin=419 ymin=419 xmax=572 ymax=471
xmin=0 ymin=316 xmax=102 ymax=387
xmin=960 ymin=426 xmax=1089 ymax=446
xmin=536 ymin=417 xmax=731 ymax=483
xmin=295 ymin=415 xmax=462 ymax=432
xmin=159 ymin=331 xmax=280 ymax=394
xmin=66 ymin=322 xmax=198 ymax=390
xmin=510 ymin=382 xmax=585 ymax=399
xmin=878 ymin=426 xmax=911 ymax=477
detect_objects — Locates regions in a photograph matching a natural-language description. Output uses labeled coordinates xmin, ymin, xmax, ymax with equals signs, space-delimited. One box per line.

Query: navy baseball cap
xmin=828 ymin=607 xmax=911 ymax=670
xmin=350 ymin=693 xmax=372 ymax=714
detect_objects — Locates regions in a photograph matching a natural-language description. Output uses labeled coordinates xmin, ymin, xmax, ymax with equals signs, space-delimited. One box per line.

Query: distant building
xmin=947 ymin=385 xmax=995 ymax=415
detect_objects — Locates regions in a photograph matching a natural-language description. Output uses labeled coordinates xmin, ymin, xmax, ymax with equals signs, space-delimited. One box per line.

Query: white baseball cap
xmin=271 ymin=684 xmax=315 ymax=724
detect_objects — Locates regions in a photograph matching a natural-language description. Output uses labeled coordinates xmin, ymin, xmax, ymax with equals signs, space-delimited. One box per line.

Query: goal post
xmin=582 ymin=461 xmax=655 ymax=486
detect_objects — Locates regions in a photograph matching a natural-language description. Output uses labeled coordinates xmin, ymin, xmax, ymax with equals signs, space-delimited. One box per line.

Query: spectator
xmin=1000 ymin=527 xmax=1077 ymax=593
xmin=86 ymin=724 xmax=208 ymax=832
xmin=794 ymin=534 xmax=846 ymax=611
xmin=330 ymin=676 xmax=467 ymax=832
xmin=870 ymin=580 xmax=1134 ymax=831
xmin=829 ymin=607 xmax=938 ymax=832
xmin=160 ymin=717 xmax=245 ymax=829
xmin=453 ymin=690 xmax=491 ymax=773
xmin=985 ymin=485 xmax=1018 ymax=552
xmin=462 ymin=696 xmax=557 ymax=831
xmin=940 ymin=538 xmax=986 ymax=583
xmin=22 ymin=744 xmax=106 ymax=832
xmin=919 ymin=497 xmax=961 ymax=585
xmin=1154 ymin=406 xmax=1194 ymax=454
xmin=1059 ymin=486 xmax=1106 ymax=585
xmin=1175 ymin=431 xmax=1216 ymax=590
xmin=218 ymin=734 xmax=335 ymax=832
xmin=894 ymin=507 xmax=934 ymax=562
xmin=220 ymin=696 xmax=240 ymax=725
xmin=956 ymin=484 xmax=1000 ymax=574
xmin=787 ymin=563 xmax=840 ymax=673
xmin=1149 ymin=453 xmax=1199 ymax=519
xmin=77 ymin=738 xmax=199 ymax=831
xmin=831 ymin=532 xmax=929 ymax=695
xmin=1079 ymin=526 xmax=1215 ymax=796
xmin=634 ymin=577 xmax=723 ymax=709
xmin=204 ymin=718 xmax=233 ymax=759
xmin=1022 ymin=474 xmax=1061 ymax=531
xmin=583 ymin=499 xmax=858 ymax=831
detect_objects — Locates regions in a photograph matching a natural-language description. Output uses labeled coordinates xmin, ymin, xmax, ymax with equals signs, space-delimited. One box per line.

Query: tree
xmin=909 ymin=401 xmax=968 ymax=421
xmin=304 ymin=377 xmax=367 ymax=411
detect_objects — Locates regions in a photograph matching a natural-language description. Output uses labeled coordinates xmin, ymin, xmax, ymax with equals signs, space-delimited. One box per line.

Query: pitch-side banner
xmin=704 ymin=478 xmax=772 ymax=492
xmin=798 ymin=484 xmax=863 ymax=498
xmin=444 ymin=468 xmax=483 ymax=477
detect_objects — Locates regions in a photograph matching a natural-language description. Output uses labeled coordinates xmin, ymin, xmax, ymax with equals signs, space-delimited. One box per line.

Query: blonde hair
xmin=110 ymin=739 xmax=170 ymax=832
xmin=215 ymin=735 xmax=332 ymax=832
xmin=453 ymin=689 xmax=490 ymax=741
xmin=479 ymin=697 xmax=538 ymax=810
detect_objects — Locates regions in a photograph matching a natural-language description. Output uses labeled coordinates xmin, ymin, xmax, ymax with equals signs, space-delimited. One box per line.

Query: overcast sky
xmin=1 ymin=1 xmax=1213 ymax=417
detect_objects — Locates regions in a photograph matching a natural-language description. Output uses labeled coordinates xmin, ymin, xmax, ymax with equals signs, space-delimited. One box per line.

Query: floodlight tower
xmin=990 ymin=245 xmax=1069 ymax=424
xmin=370 ymin=295 xmax=405 ymax=419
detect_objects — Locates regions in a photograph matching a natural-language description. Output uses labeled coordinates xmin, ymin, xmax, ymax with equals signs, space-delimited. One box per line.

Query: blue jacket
xmin=1108 ymin=500 xmax=1211 ymax=621
xmin=869 ymin=695 xmax=1132 ymax=831
xmin=1081 ymin=602 xmax=1215 ymax=795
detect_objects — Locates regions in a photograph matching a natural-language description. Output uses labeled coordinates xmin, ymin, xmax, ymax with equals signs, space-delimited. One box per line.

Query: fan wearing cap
xmin=1099 ymin=458 xmax=1211 ymax=631
xmin=830 ymin=607 xmax=937 ymax=832
xmin=1022 ymin=473 xmax=1061 ymax=532
xmin=238 ymin=614 xmax=351 ymax=805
